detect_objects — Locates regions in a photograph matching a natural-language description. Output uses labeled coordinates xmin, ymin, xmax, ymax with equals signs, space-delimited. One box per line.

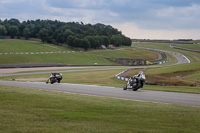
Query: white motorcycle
xmin=123 ymin=73 xmax=145 ymax=91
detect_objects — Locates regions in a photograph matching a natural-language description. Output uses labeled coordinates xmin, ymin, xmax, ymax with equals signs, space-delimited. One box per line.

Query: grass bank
xmin=146 ymin=62 xmax=200 ymax=75
xmin=88 ymin=48 xmax=158 ymax=60
xmin=0 ymin=39 xmax=162 ymax=65
xmin=0 ymin=39 xmax=72 ymax=53
xmin=0 ymin=85 xmax=200 ymax=133
xmin=0 ymin=52 xmax=118 ymax=65
xmin=173 ymin=43 xmax=200 ymax=50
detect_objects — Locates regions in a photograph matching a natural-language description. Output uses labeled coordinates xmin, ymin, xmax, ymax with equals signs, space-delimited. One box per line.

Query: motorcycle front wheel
xmin=123 ymin=85 xmax=127 ymax=90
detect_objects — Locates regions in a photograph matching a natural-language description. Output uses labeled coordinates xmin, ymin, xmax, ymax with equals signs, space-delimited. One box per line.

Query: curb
xmin=115 ymin=70 xmax=129 ymax=81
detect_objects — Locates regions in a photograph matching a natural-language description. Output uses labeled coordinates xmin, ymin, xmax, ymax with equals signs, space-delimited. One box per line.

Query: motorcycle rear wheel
xmin=50 ymin=78 xmax=57 ymax=84
xmin=132 ymin=83 xmax=141 ymax=91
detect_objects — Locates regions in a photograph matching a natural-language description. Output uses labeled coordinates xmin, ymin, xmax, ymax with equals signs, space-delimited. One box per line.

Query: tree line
xmin=0 ymin=18 xmax=132 ymax=50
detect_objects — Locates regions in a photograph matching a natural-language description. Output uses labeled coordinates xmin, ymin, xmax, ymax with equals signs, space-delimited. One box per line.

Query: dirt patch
xmin=31 ymin=41 xmax=62 ymax=50
xmin=155 ymin=52 xmax=162 ymax=61
xmin=119 ymin=69 xmax=200 ymax=87
xmin=155 ymin=82 xmax=188 ymax=86
xmin=119 ymin=68 xmax=143 ymax=78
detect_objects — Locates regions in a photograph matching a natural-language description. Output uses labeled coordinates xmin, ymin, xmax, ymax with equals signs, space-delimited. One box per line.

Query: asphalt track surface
xmin=1 ymin=48 xmax=200 ymax=107
xmin=0 ymin=80 xmax=200 ymax=107
xmin=133 ymin=46 xmax=190 ymax=65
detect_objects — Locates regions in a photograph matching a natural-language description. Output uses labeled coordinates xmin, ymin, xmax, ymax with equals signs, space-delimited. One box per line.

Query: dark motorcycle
xmin=123 ymin=73 xmax=145 ymax=91
xmin=46 ymin=73 xmax=63 ymax=84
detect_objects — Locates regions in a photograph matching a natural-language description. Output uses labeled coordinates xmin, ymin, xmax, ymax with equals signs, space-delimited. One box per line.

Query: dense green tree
xmin=102 ymin=36 xmax=110 ymax=46
xmin=27 ymin=24 xmax=36 ymax=37
xmin=81 ymin=39 xmax=90 ymax=50
xmin=93 ymin=36 xmax=102 ymax=48
xmin=9 ymin=25 xmax=19 ymax=38
xmin=0 ymin=25 xmax=7 ymax=36
xmin=8 ymin=18 xmax=20 ymax=26
xmin=63 ymin=29 xmax=73 ymax=42
xmin=67 ymin=35 xmax=75 ymax=46
xmin=85 ymin=36 xmax=96 ymax=48
xmin=0 ymin=18 xmax=132 ymax=49
xmin=123 ymin=36 xmax=132 ymax=46
xmin=23 ymin=28 xmax=30 ymax=39
xmin=73 ymin=37 xmax=82 ymax=47
xmin=38 ymin=28 xmax=49 ymax=43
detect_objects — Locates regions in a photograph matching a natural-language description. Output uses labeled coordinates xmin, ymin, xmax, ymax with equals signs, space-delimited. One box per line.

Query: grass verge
xmin=0 ymin=52 xmax=118 ymax=65
xmin=173 ymin=43 xmax=200 ymax=50
xmin=0 ymin=85 xmax=200 ymax=133
xmin=143 ymin=85 xmax=200 ymax=94
xmin=146 ymin=62 xmax=200 ymax=75
xmin=88 ymin=48 xmax=158 ymax=60
xmin=0 ymin=39 xmax=72 ymax=53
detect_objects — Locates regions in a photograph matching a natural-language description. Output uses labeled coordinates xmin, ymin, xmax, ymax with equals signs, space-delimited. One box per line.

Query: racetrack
xmin=0 ymin=48 xmax=197 ymax=107
xmin=0 ymin=80 xmax=200 ymax=107
xmin=133 ymin=46 xmax=190 ymax=64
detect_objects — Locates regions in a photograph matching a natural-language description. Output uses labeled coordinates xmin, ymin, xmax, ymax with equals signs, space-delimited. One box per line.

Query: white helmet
xmin=139 ymin=71 xmax=143 ymax=74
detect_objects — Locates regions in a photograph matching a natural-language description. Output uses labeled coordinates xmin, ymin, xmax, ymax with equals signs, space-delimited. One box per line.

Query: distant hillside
xmin=0 ymin=18 xmax=131 ymax=50
xmin=0 ymin=39 xmax=159 ymax=66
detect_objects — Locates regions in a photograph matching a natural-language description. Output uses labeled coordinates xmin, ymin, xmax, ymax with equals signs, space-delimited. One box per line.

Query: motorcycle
xmin=123 ymin=73 xmax=145 ymax=91
xmin=46 ymin=73 xmax=63 ymax=84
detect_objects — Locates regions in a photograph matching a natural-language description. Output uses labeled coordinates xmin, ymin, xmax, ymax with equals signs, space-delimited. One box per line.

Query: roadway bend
xmin=0 ymin=47 xmax=197 ymax=107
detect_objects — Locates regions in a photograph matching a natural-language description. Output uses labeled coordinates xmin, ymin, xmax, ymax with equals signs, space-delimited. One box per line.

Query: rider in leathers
xmin=46 ymin=73 xmax=62 ymax=84
xmin=130 ymin=71 xmax=146 ymax=88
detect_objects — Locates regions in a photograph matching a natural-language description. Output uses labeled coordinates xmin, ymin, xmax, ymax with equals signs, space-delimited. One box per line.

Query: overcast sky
xmin=0 ymin=0 xmax=200 ymax=40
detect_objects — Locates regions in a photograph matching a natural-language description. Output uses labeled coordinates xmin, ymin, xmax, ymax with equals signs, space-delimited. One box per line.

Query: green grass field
xmin=173 ymin=43 xmax=200 ymax=50
xmin=0 ymin=39 xmax=161 ymax=65
xmin=146 ymin=62 xmax=200 ymax=75
xmin=1 ymin=39 xmax=200 ymax=132
xmin=0 ymin=39 xmax=73 ymax=53
xmin=88 ymin=48 xmax=158 ymax=60
xmin=0 ymin=52 xmax=118 ymax=65
xmin=183 ymin=72 xmax=200 ymax=79
xmin=0 ymin=85 xmax=200 ymax=133
xmin=193 ymin=40 xmax=200 ymax=43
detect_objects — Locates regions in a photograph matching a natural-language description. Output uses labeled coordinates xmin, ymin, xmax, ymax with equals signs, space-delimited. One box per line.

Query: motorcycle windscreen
xmin=141 ymin=74 xmax=146 ymax=80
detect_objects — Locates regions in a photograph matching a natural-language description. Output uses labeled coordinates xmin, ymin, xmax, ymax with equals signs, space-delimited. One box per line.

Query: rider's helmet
xmin=138 ymin=71 xmax=144 ymax=75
